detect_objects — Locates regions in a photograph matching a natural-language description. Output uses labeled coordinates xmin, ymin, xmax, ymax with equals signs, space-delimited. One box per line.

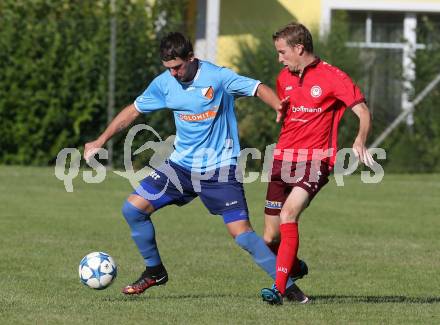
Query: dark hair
xmin=160 ymin=32 xmax=194 ymax=61
xmin=272 ymin=23 xmax=314 ymax=53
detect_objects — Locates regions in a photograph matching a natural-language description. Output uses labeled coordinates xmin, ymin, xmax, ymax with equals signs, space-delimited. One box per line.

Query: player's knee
xmin=263 ymin=233 xmax=280 ymax=246
xmin=121 ymin=200 xmax=151 ymax=225
xmin=263 ymin=224 xmax=280 ymax=244
xmin=279 ymin=205 xmax=303 ymax=223
xmin=226 ymin=222 xmax=253 ymax=239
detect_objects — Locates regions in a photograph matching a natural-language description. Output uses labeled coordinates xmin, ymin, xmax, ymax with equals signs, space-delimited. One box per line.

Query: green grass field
xmin=0 ymin=166 xmax=439 ymax=324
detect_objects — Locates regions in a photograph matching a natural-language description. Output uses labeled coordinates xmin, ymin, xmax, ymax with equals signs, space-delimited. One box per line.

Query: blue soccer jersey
xmin=134 ymin=60 xmax=260 ymax=172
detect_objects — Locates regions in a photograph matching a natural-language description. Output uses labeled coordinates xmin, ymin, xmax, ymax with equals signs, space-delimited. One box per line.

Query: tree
xmin=0 ymin=0 xmax=188 ymax=166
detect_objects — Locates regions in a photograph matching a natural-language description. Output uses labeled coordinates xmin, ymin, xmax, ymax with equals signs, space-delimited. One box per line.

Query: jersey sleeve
xmin=331 ymin=69 xmax=365 ymax=109
xmin=134 ymin=77 xmax=167 ymax=113
xmin=220 ymin=67 xmax=261 ymax=97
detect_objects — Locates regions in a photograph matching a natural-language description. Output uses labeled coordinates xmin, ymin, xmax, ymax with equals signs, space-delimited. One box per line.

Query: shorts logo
xmin=202 ymin=86 xmax=214 ymax=99
xmin=265 ymin=200 xmax=282 ymax=209
xmin=311 ymin=85 xmax=322 ymax=98
xmin=285 ymin=85 xmax=293 ymax=91
xmin=225 ymin=200 xmax=238 ymax=207
xmin=148 ymin=170 xmax=161 ymax=180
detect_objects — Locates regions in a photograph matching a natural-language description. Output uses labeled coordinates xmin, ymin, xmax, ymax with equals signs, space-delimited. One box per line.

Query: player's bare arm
xmin=352 ymin=102 xmax=374 ymax=167
xmin=255 ymin=83 xmax=289 ymax=123
xmin=84 ymin=104 xmax=140 ymax=161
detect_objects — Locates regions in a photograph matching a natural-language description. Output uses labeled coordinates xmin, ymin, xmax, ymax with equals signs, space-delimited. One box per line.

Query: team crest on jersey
xmin=310 ymin=85 xmax=322 ymax=98
xmin=201 ymin=86 xmax=214 ymax=99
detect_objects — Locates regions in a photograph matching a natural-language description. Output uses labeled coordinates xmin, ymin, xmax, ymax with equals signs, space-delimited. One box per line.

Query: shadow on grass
xmin=101 ymin=293 xmax=254 ymax=302
xmin=311 ymin=295 xmax=440 ymax=304
xmin=101 ymin=294 xmax=440 ymax=304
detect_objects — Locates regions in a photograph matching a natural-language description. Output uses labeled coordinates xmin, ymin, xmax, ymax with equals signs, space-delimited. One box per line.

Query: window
xmin=338 ymin=11 xmax=411 ymax=122
xmin=371 ymin=13 xmax=404 ymax=43
xmin=323 ymin=1 xmax=440 ymax=133
xmin=346 ymin=11 xmax=367 ymax=42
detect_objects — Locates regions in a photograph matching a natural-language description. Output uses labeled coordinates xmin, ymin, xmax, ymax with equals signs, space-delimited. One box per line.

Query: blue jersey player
xmin=84 ymin=32 xmax=307 ymax=301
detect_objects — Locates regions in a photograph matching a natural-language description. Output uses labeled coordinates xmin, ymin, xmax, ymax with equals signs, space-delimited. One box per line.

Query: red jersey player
xmin=260 ymin=23 xmax=374 ymax=305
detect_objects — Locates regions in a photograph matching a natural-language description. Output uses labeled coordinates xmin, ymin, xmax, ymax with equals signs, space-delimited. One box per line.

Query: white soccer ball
xmin=79 ymin=252 xmax=117 ymax=290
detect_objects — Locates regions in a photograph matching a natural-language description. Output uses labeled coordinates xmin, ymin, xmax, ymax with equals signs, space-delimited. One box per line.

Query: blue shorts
xmin=133 ymin=160 xmax=249 ymax=224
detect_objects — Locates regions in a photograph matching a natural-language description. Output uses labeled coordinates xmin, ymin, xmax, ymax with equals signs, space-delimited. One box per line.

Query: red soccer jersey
xmin=274 ymin=58 xmax=365 ymax=168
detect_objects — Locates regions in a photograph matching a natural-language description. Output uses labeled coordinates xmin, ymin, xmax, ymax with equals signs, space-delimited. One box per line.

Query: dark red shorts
xmin=264 ymin=160 xmax=330 ymax=215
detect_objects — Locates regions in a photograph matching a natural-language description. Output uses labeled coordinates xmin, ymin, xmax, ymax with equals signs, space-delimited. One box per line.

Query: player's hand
xmin=276 ymin=96 xmax=290 ymax=123
xmin=84 ymin=139 xmax=105 ymax=162
xmin=352 ymin=138 xmax=374 ymax=168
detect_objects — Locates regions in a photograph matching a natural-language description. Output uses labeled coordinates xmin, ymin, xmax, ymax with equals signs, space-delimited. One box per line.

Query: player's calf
xmin=290 ymin=259 xmax=308 ymax=281
xmin=122 ymin=200 xmax=162 ymax=266
xmin=234 ymin=230 xmax=277 ymax=280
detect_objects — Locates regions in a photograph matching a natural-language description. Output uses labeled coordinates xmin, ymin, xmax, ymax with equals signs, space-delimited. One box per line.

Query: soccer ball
xmin=79 ymin=252 xmax=117 ymax=289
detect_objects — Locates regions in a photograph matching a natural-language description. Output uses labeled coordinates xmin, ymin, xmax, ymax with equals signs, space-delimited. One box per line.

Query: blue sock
xmin=235 ymin=231 xmax=294 ymax=287
xmin=122 ymin=201 xmax=162 ymax=267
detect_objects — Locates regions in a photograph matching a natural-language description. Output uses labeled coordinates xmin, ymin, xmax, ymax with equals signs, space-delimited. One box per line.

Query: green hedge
xmin=0 ymin=0 xmax=186 ymax=166
xmin=1 ymin=4 xmax=439 ymax=172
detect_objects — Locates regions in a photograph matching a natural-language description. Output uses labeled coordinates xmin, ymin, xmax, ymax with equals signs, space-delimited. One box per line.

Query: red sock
xmin=268 ymin=241 xmax=301 ymax=275
xmin=275 ymin=223 xmax=299 ymax=295
xmin=267 ymin=237 xmax=301 ymax=276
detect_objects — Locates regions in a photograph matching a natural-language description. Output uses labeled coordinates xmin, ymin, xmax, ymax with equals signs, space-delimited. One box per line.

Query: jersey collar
xmin=299 ymin=57 xmax=320 ymax=76
xmin=297 ymin=57 xmax=320 ymax=84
